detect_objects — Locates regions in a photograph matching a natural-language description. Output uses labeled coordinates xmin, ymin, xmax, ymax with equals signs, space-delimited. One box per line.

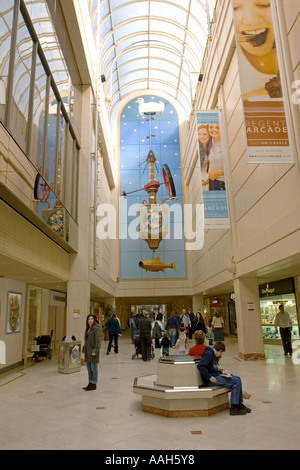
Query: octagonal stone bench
xmin=133 ymin=355 xmax=230 ymax=417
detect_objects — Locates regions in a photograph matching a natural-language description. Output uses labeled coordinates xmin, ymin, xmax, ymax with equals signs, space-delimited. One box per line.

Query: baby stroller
xmin=32 ymin=330 xmax=53 ymax=362
xmin=132 ymin=333 xmax=155 ymax=360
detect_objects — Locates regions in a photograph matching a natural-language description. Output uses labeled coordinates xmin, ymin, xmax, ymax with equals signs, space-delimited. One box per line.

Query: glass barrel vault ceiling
xmin=99 ymin=0 xmax=217 ymax=117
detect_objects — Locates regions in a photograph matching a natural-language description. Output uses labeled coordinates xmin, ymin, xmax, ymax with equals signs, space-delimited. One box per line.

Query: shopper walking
xmin=206 ymin=318 xmax=214 ymax=345
xmin=194 ymin=311 xmax=207 ymax=335
xmin=180 ymin=309 xmax=192 ymax=338
xmin=212 ymin=312 xmax=225 ymax=341
xmin=151 ymin=316 xmax=163 ymax=349
xmin=128 ymin=313 xmax=137 ymax=344
xmin=161 ymin=331 xmax=172 ymax=356
xmin=105 ymin=312 xmax=122 ymax=354
xmin=82 ymin=315 xmax=101 ymax=391
xmin=274 ymin=304 xmax=293 ymax=356
xmin=138 ymin=312 xmax=152 ymax=361
xmin=187 ymin=308 xmax=195 ymax=339
xmin=166 ymin=311 xmax=178 ymax=347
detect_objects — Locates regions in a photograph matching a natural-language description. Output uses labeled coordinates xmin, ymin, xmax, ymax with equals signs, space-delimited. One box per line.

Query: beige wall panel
xmin=223 ymin=52 xmax=239 ymax=102
xmin=0 ymin=278 xmax=26 ymax=369
xmin=265 ymin=205 xmax=300 ymax=247
xmin=193 ymin=232 xmax=232 ymax=285
xmin=203 ymin=229 xmax=229 ymax=251
xmin=294 ymin=65 xmax=300 ymax=81
xmin=5 ymin=163 xmax=32 ymax=204
xmin=8 ymin=140 xmax=34 ymax=184
xmin=224 ymin=72 xmax=241 ymax=124
xmin=0 ymin=202 xmax=69 ymax=280
xmin=236 ymin=166 xmax=300 ymax=253
xmin=234 ymin=165 xmax=277 ymax=221
xmin=189 ymin=166 xmax=202 ymax=204
xmin=283 ymin=0 xmax=300 ymax=32
xmin=231 ymin=156 xmax=257 ymax=197
xmin=224 ymin=75 xmax=241 ymax=125
xmin=228 ymin=124 xmax=247 ymax=172
xmin=264 ymin=230 xmax=300 ymax=269
xmin=0 ymin=125 xmax=9 ymax=155
xmin=286 ymin=10 xmax=300 ymax=71
xmin=193 ymin=268 xmax=234 ymax=293
xmin=102 ymin=260 xmax=110 ymax=275
xmin=271 ymin=162 xmax=295 ymax=182
xmin=258 ymin=167 xmax=300 ymax=227
xmin=237 ymin=228 xmax=266 ymax=262
xmin=0 ymin=154 xmax=7 ymax=183
xmin=0 ymin=124 xmax=36 ymax=209
xmin=226 ymin=99 xmax=245 ymax=150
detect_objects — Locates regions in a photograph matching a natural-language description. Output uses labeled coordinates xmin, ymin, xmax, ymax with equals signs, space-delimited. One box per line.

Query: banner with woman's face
xmin=196 ymin=111 xmax=230 ymax=229
xmin=232 ymin=0 xmax=293 ymax=163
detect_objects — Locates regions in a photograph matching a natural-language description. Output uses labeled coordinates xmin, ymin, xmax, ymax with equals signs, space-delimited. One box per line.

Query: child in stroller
xmin=32 ymin=330 xmax=53 ymax=362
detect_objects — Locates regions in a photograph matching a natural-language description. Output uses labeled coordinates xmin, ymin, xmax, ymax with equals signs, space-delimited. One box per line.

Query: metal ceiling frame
xmin=99 ymin=0 xmax=212 ymax=117
xmin=107 ymin=39 xmax=194 ymax=112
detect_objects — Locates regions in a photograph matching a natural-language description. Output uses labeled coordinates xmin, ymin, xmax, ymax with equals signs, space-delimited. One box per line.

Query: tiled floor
xmin=0 ymin=334 xmax=300 ymax=450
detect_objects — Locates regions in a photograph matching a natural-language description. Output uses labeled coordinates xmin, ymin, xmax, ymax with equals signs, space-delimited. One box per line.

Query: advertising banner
xmin=196 ymin=111 xmax=230 ymax=229
xmin=231 ymin=0 xmax=293 ymax=163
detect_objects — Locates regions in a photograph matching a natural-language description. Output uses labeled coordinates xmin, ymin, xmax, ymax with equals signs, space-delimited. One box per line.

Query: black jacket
xmin=138 ymin=317 xmax=151 ymax=335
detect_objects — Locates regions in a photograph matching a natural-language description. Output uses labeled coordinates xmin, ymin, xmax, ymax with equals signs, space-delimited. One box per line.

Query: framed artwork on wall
xmin=6 ymin=292 xmax=22 ymax=334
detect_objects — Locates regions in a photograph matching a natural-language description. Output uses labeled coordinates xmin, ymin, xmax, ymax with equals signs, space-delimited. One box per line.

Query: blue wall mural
xmin=119 ymin=95 xmax=186 ymax=280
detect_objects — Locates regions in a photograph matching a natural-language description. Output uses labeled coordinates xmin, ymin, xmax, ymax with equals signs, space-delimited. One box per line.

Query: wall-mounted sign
xmin=231 ymin=0 xmax=293 ymax=164
xmin=73 ymin=309 xmax=80 ymax=319
xmin=259 ymin=278 xmax=295 ymax=297
xmin=196 ymin=110 xmax=230 ymax=228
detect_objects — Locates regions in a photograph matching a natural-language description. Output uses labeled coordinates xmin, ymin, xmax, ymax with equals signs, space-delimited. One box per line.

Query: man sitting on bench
xmin=197 ymin=341 xmax=251 ymax=416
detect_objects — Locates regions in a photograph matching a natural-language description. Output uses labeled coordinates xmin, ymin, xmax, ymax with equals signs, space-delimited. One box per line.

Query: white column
xmin=234 ymin=277 xmax=265 ymax=360
xmin=66 ymin=85 xmax=92 ymax=344
xmin=66 ymin=280 xmax=90 ymax=343
xmin=192 ymin=293 xmax=204 ymax=314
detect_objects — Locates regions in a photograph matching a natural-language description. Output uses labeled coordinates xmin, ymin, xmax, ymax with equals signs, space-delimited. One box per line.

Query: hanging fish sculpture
xmin=139 ymin=257 xmax=177 ymax=273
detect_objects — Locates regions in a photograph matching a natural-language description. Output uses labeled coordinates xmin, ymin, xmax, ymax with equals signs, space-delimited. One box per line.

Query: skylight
xmin=97 ymin=0 xmax=217 ymax=117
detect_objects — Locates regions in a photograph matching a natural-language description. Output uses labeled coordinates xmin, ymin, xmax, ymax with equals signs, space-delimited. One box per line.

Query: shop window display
xmin=260 ymin=294 xmax=299 ymax=342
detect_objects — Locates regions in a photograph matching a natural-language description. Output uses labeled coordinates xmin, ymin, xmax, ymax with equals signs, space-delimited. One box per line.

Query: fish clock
xmin=121 ymin=98 xmax=178 ymax=273
xmin=139 ymin=258 xmax=177 ymax=273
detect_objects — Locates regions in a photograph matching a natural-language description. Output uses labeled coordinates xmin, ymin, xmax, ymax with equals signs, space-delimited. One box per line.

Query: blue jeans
xmin=107 ymin=334 xmax=119 ymax=353
xmin=130 ymin=327 xmax=137 ymax=344
xmin=87 ymin=362 xmax=98 ymax=384
xmin=211 ymin=374 xmax=243 ymax=405
xmin=168 ymin=329 xmax=177 ymax=347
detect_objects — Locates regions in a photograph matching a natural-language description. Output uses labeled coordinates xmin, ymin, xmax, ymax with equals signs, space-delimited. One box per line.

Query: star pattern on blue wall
xmin=120 ymin=95 xmax=186 ymax=280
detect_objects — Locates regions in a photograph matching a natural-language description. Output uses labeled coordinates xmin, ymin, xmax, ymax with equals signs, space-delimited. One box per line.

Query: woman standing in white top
xmin=212 ymin=313 xmax=225 ymax=341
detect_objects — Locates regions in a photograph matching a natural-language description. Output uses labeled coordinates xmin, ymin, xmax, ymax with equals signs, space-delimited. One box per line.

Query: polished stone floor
xmin=0 ymin=334 xmax=299 ymax=450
